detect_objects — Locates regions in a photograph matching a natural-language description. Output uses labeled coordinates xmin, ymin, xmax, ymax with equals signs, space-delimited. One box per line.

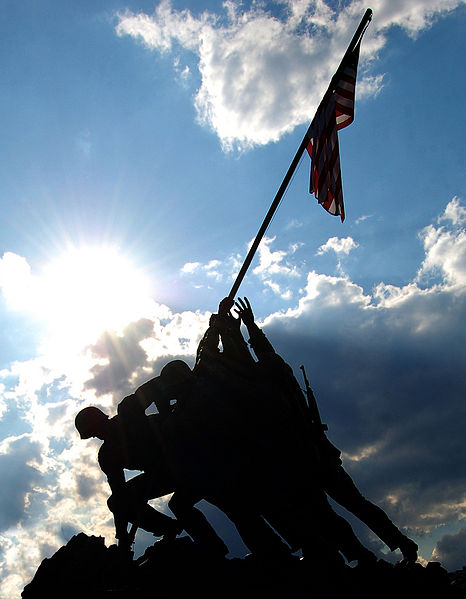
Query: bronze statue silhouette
xmin=75 ymin=302 xmax=290 ymax=559
xmin=193 ymin=297 xmax=378 ymax=565
xmin=155 ymin=300 xmax=293 ymax=559
xmin=75 ymin=382 xmax=228 ymax=557
xmin=233 ymin=296 xmax=418 ymax=563
xmin=75 ymin=295 xmax=417 ymax=566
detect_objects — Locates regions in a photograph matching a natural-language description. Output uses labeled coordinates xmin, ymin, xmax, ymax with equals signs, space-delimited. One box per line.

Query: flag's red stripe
xmin=306 ymin=42 xmax=360 ymax=222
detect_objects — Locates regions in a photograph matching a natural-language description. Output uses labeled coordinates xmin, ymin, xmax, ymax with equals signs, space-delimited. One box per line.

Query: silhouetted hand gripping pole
xmin=228 ymin=8 xmax=373 ymax=300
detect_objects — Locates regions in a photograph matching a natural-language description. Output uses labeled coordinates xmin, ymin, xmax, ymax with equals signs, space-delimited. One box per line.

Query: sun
xmin=37 ymin=246 xmax=152 ymax=351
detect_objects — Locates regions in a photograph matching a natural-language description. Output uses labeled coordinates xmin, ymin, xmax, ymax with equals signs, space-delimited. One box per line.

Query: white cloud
xmin=0 ymin=252 xmax=35 ymax=311
xmin=285 ymin=218 xmax=304 ymax=230
xmin=359 ymin=0 xmax=464 ymax=36
xmin=415 ymin=196 xmax=466 ymax=288
xmin=179 ymin=236 xmax=301 ymax=295
xmin=181 ymin=261 xmax=200 ymax=273
xmin=369 ymin=198 xmax=466 ymax=316
xmin=440 ymin=196 xmax=466 ymax=226
xmin=116 ymin=0 xmax=464 ymax=150
xmin=355 ymin=214 xmax=373 ymax=224
xmin=356 ymin=73 xmax=385 ymax=98
xmin=252 ymin=236 xmax=300 ymax=277
xmin=417 ymin=225 xmax=466 ymax=288
xmin=317 ymin=236 xmax=359 ymax=255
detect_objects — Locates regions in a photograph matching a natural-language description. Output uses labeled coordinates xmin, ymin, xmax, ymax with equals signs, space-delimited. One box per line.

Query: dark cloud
xmin=84 ymin=318 xmax=155 ymax=400
xmin=433 ymin=526 xmax=466 ymax=571
xmin=75 ymin=474 xmax=100 ymax=501
xmin=83 ymin=314 xmax=197 ymax=407
xmin=0 ymin=436 xmax=42 ymax=532
xmin=260 ymin=277 xmax=466 ymax=538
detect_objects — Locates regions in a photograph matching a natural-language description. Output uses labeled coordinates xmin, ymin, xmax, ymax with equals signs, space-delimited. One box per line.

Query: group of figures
xmin=75 ymin=297 xmax=418 ymax=566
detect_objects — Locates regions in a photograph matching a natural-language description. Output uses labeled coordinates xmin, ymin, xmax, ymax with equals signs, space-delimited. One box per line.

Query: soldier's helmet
xmin=75 ymin=406 xmax=108 ymax=439
xmin=159 ymin=360 xmax=193 ymax=399
xmin=160 ymin=360 xmax=192 ymax=385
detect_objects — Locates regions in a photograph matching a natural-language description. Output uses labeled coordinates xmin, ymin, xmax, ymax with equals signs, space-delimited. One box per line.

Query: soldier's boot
xmin=169 ymin=494 xmax=229 ymax=557
xmin=397 ymin=537 xmax=418 ymax=563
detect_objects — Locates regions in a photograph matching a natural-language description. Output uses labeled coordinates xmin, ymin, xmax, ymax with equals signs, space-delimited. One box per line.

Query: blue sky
xmin=0 ymin=1 xmax=465 ymax=596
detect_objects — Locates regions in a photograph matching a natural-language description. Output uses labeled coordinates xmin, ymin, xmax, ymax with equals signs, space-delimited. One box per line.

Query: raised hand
xmin=218 ymin=296 xmax=234 ymax=315
xmin=234 ymin=297 xmax=254 ymax=327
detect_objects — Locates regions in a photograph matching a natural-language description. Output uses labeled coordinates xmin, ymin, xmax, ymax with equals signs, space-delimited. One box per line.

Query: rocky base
xmin=22 ymin=533 xmax=466 ymax=599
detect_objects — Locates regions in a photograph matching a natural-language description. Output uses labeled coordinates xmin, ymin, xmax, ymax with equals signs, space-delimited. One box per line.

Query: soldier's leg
xmin=324 ymin=466 xmax=417 ymax=561
xmin=263 ymin=485 xmax=367 ymax=565
xmin=168 ymin=490 xmax=229 ymax=557
xmin=322 ymin=504 xmax=377 ymax=565
xmin=207 ymin=487 xmax=292 ymax=559
xmin=108 ymin=473 xmax=180 ymax=537
xmin=225 ymin=507 xmax=291 ymax=559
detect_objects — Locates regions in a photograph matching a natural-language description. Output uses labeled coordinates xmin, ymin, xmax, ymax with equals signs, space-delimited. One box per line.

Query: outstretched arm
xmin=234 ymin=297 xmax=276 ymax=358
xmin=195 ymin=297 xmax=253 ymax=372
xmin=233 ymin=297 xmax=255 ymax=329
xmin=216 ymin=297 xmax=255 ymax=366
xmin=135 ymin=377 xmax=171 ymax=417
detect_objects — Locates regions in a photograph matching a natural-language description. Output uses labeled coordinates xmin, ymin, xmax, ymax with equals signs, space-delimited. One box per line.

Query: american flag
xmin=306 ymin=41 xmax=361 ymax=222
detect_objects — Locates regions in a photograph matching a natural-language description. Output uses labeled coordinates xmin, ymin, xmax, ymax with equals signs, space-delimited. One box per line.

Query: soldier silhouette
xmin=157 ymin=298 xmax=293 ymax=560
xmin=75 ymin=379 xmax=228 ymax=557
xmin=233 ymin=296 xmax=418 ymax=563
xmin=196 ymin=297 xmax=378 ymax=566
xmin=74 ymin=299 xmax=290 ymax=560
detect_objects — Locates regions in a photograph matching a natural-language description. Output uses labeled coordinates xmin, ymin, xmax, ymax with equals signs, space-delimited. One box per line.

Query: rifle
xmin=300 ymin=365 xmax=328 ymax=433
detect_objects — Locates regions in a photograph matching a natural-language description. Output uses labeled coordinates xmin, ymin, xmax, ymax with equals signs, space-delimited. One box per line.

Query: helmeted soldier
xmin=195 ymin=297 xmax=377 ymax=566
xmin=75 ymin=380 xmax=227 ymax=557
xmin=234 ymin=296 xmax=418 ymax=563
xmin=75 ymin=396 xmax=179 ymax=551
xmin=157 ymin=299 xmax=293 ymax=560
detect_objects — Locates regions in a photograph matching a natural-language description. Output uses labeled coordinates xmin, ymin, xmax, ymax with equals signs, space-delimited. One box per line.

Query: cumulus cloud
xmin=259 ymin=197 xmax=466 ymax=542
xmin=432 ymin=526 xmax=466 ymax=571
xmin=84 ymin=318 xmax=156 ymax=399
xmin=252 ymin=236 xmax=301 ymax=278
xmin=181 ymin=254 xmax=242 ymax=287
xmin=116 ymin=0 xmax=463 ymax=150
xmin=181 ymin=261 xmax=200 ymax=273
xmin=0 ymin=435 xmax=43 ymax=532
xmin=180 ymin=236 xmax=302 ymax=298
xmin=0 ymin=196 xmax=465 ymax=598
xmin=416 ymin=196 xmax=466 ymax=288
xmin=317 ymin=236 xmax=359 ymax=255
xmin=83 ymin=307 xmax=211 ymax=402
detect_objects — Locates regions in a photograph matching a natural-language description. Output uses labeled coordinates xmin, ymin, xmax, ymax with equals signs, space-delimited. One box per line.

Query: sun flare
xmin=37 ymin=246 xmax=152 ymax=350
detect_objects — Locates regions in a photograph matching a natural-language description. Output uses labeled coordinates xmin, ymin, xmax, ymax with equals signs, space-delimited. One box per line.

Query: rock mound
xmin=22 ymin=533 xmax=466 ymax=598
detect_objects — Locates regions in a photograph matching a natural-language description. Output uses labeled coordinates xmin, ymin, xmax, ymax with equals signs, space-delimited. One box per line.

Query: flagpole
xmin=227 ymin=8 xmax=372 ymax=301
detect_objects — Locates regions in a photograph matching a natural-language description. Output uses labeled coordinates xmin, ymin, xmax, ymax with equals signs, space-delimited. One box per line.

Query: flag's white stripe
xmin=338 ymin=80 xmax=355 ymax=92
xmin=335 ymin=95 xmax=353 ymax=108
